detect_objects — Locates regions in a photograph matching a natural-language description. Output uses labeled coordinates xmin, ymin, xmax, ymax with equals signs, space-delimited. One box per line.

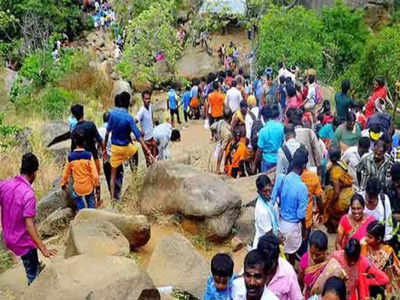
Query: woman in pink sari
xmin=311 ymin=238 xmax=389 ymax=300
xmin=336 ymin=193 xmax=375 ymax=250
xmin=299 ymin=230 xmax=329 ymax=298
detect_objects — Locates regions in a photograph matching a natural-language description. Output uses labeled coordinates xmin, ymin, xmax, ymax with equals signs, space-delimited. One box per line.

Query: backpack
xmin=315 ymin=84 xmax=323 ymax=104
xmin=249 ymin=110 xmax=264 ymax=150
xmin=281 ymin=143 xmax=307 ymax=174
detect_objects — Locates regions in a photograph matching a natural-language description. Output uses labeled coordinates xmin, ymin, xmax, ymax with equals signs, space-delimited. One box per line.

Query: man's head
xmin=373 ymin=139 xmax=387 ymax=164
xmin=284 ymin=124 xmax=296 ymax=141
xmin=358 ymin=137 xmax=370 ymax=157
xmin=171 ymin=129 xmax=181 ymax=142
xmin=256 ymin=174 xmax=272 ymax=201
xmin=257 ymin=233 xmax=280 ymax=284
xmin=240 ymin=100 xmax=248 ymax=116
xmin=234 ymin=127 xmax=242 ymax=142
xmin=71 ymin=104 xmax=84 ymax=121
xmin=243 ymin=250 xmax=268 ymax=300
xmin=20 ymin=152 xmax=39 ymax=184
xmin=72 ymin=129 xmax=86 ymax=149
xmin=345 ymin=111 xmax=356 ymax=131
xmin=213 ymin=81 xmax=219 ymax=92
xmin=279 ymin=75 xmax=286 ymax=85
xmin=211 ymin=253 xmax=234 ymax=291
xmin=291 ymin=147 xmax=309 ymax=173
xmin=269 ymin=104 xmax=280 ymax=120
xmin=103 ymin=111 xmax=110 ymax=124
xmin=142 ymin=90 xmax=152 ymax=107
xmin=119 ymin=91 xmax=131 ymax=109
xmin=231 ymin=80 xmax=237 ymax=88
xmin=341 ymin=79 xmax=350 ymax=94
xmin=308 ymin=74 xmax=315 ymax=84
xmin=365 ymin=176 xmax=381 ymax=199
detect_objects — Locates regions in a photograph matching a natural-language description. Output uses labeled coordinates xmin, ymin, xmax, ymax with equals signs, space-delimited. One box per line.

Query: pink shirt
xmin=268 ymin=258 xmax=303 ymax=300
xmin=0 ymin=176 xmax=37 ymax=256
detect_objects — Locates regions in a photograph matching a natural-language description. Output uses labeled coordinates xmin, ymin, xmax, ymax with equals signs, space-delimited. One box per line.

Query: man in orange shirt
xmin=207 ymin=81 xmax=225 ymax=127
xmin=61 ymin=129 xmax=100 ymax=209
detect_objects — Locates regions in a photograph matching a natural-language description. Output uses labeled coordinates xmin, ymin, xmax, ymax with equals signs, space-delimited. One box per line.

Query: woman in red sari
xmin=311 ymin=238 xmax=389 ymax=300
xmin=365 ymin=77 xmax=387 ymax=118
xmin=336 ymin=194 xmax=375 ymax=250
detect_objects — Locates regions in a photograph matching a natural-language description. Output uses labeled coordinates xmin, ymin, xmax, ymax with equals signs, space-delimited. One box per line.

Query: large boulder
xmin=41 ymin=121 xmax=69 ymax=147
xmin=36 ymin=184 xmax=75 ymax=224
xmin=74 ymin=209 xmax=151 ymax=248
xmin=24 ymin=255 xmax=160 ymax=300
xmin=147 ymin=233 xmax=209 ymax=299
xmin=224 ymin=176 xmax=257 ymax=206
xmin=65 ymin=220 xmax=130 ymax=258
xmin=112 ymin=79 xmax=132 ymax=99
xmin=177 ymin=46 xmax=221 ymax=81
xmin=234 ymin=206 xmax=255 ymax=247
xmin=38 ymin=207 xmax=74 ymax=237
xmin=140 ymin=162 xmax=241 ymax=239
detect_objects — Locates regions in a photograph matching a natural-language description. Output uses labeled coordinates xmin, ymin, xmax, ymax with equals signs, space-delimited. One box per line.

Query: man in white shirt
xmin=152 ymin=122 xmax=181 ymax=160
xmin=231 ymin=249 xmax=278 ymax=300
xmin=226 ymin=80 xmax=243 ymax=113
xmin=276 ymin=124 xmax=302 ymax=175
xmin=304 ymin=75 xmax=317 ymax=111
xmin=364 ymin=177 xmax=393 ymax=242
xmin=341 ymin=137 xmax=371 ymax=192
xmin=136 ymin=91 xmax=157 ymax=165
xmin=245 ymin=95 xmax=262 ymax=149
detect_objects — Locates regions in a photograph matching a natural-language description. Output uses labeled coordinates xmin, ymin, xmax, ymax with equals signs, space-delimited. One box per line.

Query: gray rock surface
xmin=234 ymin=206 xmax=255 ymax=246
xmin=38 ymin=207 xmax=74 ymax=238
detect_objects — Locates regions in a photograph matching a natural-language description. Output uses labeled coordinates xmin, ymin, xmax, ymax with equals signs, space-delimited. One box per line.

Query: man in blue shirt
xmin=182 ymin=86 xmax=192 ymax=123
xmin=168 ymin=88 xmax=181 ymax=127
xmin=272 ymin=147 xmax=308 ymax=265
xmin=255 ymin=104 xmax=284 ymax=172
xmin=104 ymin=92 xmax=155 ymax=201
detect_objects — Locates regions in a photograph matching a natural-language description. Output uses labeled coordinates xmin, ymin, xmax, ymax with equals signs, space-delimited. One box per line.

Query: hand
xmin=40 ymin=246 xmax=57 ymax=258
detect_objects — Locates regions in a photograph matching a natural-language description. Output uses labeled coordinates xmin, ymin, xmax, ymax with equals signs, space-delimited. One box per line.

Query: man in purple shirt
xmin=0 ymin=153 xmax=56 ymax=284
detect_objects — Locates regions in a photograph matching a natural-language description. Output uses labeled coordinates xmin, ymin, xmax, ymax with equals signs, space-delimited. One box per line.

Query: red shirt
xmin=365 ymin=86 xmax=387 ymax=118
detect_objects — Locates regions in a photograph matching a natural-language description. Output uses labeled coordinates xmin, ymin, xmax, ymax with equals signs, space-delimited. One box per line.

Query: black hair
xmin=211 ymin=253 xmax=234 ymax=278
xmin=332 ymin=117 xmax=341 ymax=128
xmin=256 ymin=174 xmax=271 ymax=192
xmin=270 ymin=104 xmax=280 ymax=119
xmin=103 ymin=112 xmax=110 ymax=123
xmin=227 ymin=70 xmax=233 ymax=77
xmin=287 ymin=86 xmax=296 ymax=98
xmin=308 ymin=75 xmax=315 ymax=84
xmin=231 ymin=80 xmax=237 ymax=87
xmin=345 ymin=238 xmax=361 ymax=262
xmin=261 ymin=106 xmax=272 ymax=123
xmin=244 ymin=249 xmax=266 ymax=273
xmin=346 ymin=111 xmax=356 ymax=122
xmin=351 ymin=193 xmax=365 ymax=208
xmin=358 ymin=137 xmax=370 ymax=149
xmin=72 ymin=129 xmax=85 ymax=147
xmin=309 ymin=230 xmax=328 ymax=251
xmin=238 ymin=68 xmax=243 ymax=75
xmin=317 ymin=114 xmax=324 ymax=123
xmin=20 ymin=152 xmax=39 ymax=175
xmin=322 ymin=276 xmax=347 ymax=300
xmin=292 ymin=146 xmax=309 ymax=169
xmin=367 ymin=220 xmax=385 ymax=242
xmin=71 ymin=104 xmax=84 ymax=120
xmin=341 ymin=79 xmax=351 ymax=94
xmin=375 ymin=77 xmax=385 ymax=87
xmin=119 ymin=91 xmax=131 ymax=108
xmin=391 ymin=162 xmax=400 ymax=181
xmin=240 ymin=100 xmax=248 ymax=109
xmin=114 ymin=93 xmax=121 ymax=107
xmin=286 ymin=108 xmax=297 ymax=122
xmin=257 ymin=233 xmax=279 ymax=268
xmin=213 ymin=81 xmax=219 ymax=91
xmin=328 ymin=146 xmax=341 ymax=163
xmin=279 ymin=75 xmax=286 ymax=84
xmin=366 ymin=176 xmax=381 ymax=197
xmin=171 ymin=129 xmax=181 ymax=142
xmin=141 ymin=90 xmax=152 ymax=99
xmin=185 ymin=85 xmax=191 ymax=91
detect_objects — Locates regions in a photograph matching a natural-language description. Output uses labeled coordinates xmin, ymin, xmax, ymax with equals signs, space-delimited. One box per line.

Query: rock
xmin=234 ymin=206 xmax=255 ymax=246
xmin=40 ymin=121 xmax=69 ymax=147
xmin=147 ymin=233 xmax=209 ymax=299
xmin=112 ymin=79 xmax=132 ymax=99
xmin=38 ymin=207 xmax=74 ymax=237
xmin=48 ymin=140 xmax=70 ymax=165
xmin=15 ymin=127 xmax=32 ymax=153
xmin=177 ymin=46 xmax=221 ymax=81
xmin=132 ymin=72 xmax=152 ymax=92
xmin=36 ymin=184 xmax=75 ymax=224
xmin=96 ymin=38 xmax=105 ymax=48
xmin=23 ymin=255 xmax=160 ymax=300
xmin=224 ymin=175 xmax=258 ymax=206
xmin=65 ymin=220 xmax=130 ymax=258
xmin=74 ymin=209 xmax=151 ymax=248
xmin=140 ymin=162 xmax=241 ymax=239
xmin=231 ymin=236 xmax=245 ymax=252
xmin=3 ymin=68 xmax=17 ymax=96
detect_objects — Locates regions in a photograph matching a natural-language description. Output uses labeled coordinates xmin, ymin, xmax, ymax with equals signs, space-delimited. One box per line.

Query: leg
xmin=21 ymin=248 xmax=40 ymax=285
xmin=110 ymin=166 xmax=118 ymax=201
xmin=103 ymin=161 xmax=112 ymax=194
xmin=85 ymin=192 xmax=95 ymax=209
xmin=73 ymin=190 xmax=85 ymax=210
xmin=114 ymin=164 xmax=124 ymax=200
xmin=176 ymin=109 xmax=181 ymax=124
xmin=170 ymin=109 xmax=175 ymax=127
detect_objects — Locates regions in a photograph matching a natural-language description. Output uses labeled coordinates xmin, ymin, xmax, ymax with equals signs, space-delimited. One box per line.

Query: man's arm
xmin=25 ymin=218 xmax=57 ymax=257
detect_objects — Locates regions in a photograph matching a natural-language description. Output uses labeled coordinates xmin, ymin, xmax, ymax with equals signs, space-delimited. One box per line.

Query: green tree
xmin=257 ymin=5 xmax=324 ymax=77
xmin=320 ymin=0 xmax=368 ymax=81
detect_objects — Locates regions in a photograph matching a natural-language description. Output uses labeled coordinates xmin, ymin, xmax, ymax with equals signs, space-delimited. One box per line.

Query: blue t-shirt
xmin=272 ymin=172 xmax=308 ymax=223
xmin=318 ymin=123 xmax=335 ymax=141
xmin=107 ymin=108 xmax=141 ymax=146
xmin=182 ymin=91 xmax=192 ymax=111
xmin=203 ymin=274 xmax=237 ymax=300
xmin=257 ymin=120 xmax=284 ymax=164
xmin=168 ymin=90 xmax=178 ymax=110
xmin=278 ymin=85 xmax=286 ymax=110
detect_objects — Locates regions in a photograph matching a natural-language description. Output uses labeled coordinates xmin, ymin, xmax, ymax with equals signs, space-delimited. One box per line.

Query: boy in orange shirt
xmin=207 ymin=81 xmax=225 ymax=126
xmin=224 ymin=128 xmax=248 ymax=178
xmin=61 ymin=130 xmax=100 ymax=209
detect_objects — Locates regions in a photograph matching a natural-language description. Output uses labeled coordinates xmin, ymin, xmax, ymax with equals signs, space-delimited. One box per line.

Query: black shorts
xmin=209 ymin=116 xmax=223 ymax=127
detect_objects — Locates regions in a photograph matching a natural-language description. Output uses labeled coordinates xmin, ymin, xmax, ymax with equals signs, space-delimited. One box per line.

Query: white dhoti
xmin=279 ymin=218 xmax=302 ymax=254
